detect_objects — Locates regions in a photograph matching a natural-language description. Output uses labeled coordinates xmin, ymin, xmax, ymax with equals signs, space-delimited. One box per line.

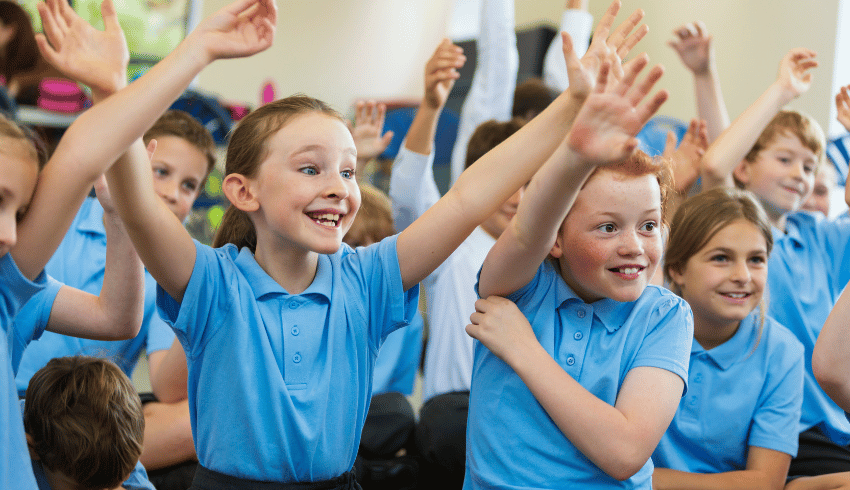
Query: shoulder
xmin=638 ymin=285 xmax=691 ymax=317
xmin=761 ymin=315 xmax=805 ymax=361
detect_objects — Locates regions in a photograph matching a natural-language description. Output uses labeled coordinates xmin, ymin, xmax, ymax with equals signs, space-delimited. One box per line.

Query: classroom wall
xmin=195 ymin=0 xmax=846 ymax=136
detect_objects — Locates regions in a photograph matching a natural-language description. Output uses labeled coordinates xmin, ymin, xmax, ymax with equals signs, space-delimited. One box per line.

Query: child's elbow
xmin=601 ymin=448 xmax=650 ymax=481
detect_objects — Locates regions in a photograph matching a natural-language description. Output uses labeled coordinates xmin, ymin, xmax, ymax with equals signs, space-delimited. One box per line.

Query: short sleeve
xmin=156 ymin=241 xmax=235 ymax=359
xmin=9 ymin=276 xmax=63 ymax=373
xmin=821 ymin=216 xmax=850 ymax=291
xmin=748 ymin=327 xmax=805 ymax=456
xmin=144 ymin=310 xmax=176 ymax=354
xmin=121 ymin=461 xmax=156 ymax=490
xmin=631 ymin=294 xmax=693 ymax=394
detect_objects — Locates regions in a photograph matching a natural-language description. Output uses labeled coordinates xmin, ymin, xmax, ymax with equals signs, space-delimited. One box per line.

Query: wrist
xmin=767 ymin=81 xmax=797 ymax=107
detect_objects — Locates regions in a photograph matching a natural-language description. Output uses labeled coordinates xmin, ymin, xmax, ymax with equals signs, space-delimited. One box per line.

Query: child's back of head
xmin=24 ymin=356 xmax=144 ymax=490
xmin=464 ymin=117 xmax=526 ymax=170
xmin=344 ymin=184 xmax=394 ymax=247
xmin=511 ymin=78 xmax=556 ymax=122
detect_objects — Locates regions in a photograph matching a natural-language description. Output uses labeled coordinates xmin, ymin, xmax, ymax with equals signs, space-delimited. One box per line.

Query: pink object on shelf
xmin=229 ymin=104 xmax=249 ymax=121
xmin=38 ymin=78 xmax=87 ymax=113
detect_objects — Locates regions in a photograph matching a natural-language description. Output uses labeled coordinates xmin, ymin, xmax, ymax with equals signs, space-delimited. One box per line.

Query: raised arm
xmin=701 ymin=48 xmax=817 ymax=190
xmin=662 ymin=118 xmax=708 ymax=220
xmin=835 ymin=84 xmax=850 ymax=208
xmin=478 ymin=56 xmax=667 ymax=298
xmin=813 ymin=279 xmax=850 ymax=412
xmin=542 ymin=0 xmax=594 ymax=92
xmin=45 ymin=177 xmax=144 ymax=340
xmin=397 ymin=1 xmax=649 ymax=291
xmin=350 ymin=100 xmax=394 ymax=171
xmin=12 ymin=0 xmax=275 ymax=283
xmin=449 ymin=0 xmax=519 ymax=185
xmin=668 ymin=21 xmax=729 ymax=143
xmin=389 ymin=39 xmax=464 ymax=230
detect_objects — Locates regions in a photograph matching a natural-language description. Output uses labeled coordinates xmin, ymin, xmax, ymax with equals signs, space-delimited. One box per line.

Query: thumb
xmin=101 ymin=0 xmax=121 ymax=31
xmin=380 ymin=130 xmax=394 ymax=148
xmin=662 ymin=130 xmax=677 ymax=157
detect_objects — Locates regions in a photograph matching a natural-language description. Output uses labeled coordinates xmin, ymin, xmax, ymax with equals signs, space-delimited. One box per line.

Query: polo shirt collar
xmin=691 ymin=310 xmax=758 ymax=371
xmin=556 ymin=278 xmax=632 ymax=333
xmin=234 ymin=247 xmax=332 ymax=301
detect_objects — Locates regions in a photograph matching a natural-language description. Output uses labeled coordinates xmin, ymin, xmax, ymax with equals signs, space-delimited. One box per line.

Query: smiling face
xmin=251 ymin=112 xmax=360 ymax=256
xmin=551 ymin=169 xmax=663 ymax=303
xmin=734 ymin=132 xmax=817 ymax=220
xmin=669 ymin=219 xmax=768 ymax=343
xmin=0 ymin=138 xmax=37 ymax=258
xmin=150 ymin=135 xmax=209 ymax=222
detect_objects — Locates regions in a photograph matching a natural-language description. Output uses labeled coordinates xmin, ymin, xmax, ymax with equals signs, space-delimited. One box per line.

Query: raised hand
xmin=35 ymin=0 xmax=129 ymax=99
xmin=93 ymin=174 xmax=116 ymax=214
xmin=350 ymin=100 xmax=394 ymax=162
xmin=667 ymin=21 xmax=712 ymax=76
xmin=188 ymin=0 xmax=276 ymax=64
xmin=837 ymin=85 xmax=850 ymax=132
xmin=567 ymin=56 xmax=668 ymax=166
xmin=567 ymin=0 xmax=648 ymax=100
xmin=423 ymin=38 xmax=465 ymax=109
xmin=466 ymin=296 xmax=539 ymax=367
xmin=776 ymin=48 xmax=818 ymax=101
xmin=663 ymin=118 xmax=708 ymax=194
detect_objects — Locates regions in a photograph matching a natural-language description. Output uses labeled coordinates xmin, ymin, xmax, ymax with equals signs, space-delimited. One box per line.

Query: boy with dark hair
xmin=24 ymin=356 xmax=154 ymax=490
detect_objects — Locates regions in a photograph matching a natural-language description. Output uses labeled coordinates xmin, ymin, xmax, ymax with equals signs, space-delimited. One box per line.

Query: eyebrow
xmin=291 ymin=145 xmax=357 ymax=158
xmin=704 ymin=246 xmax=767 ymax=255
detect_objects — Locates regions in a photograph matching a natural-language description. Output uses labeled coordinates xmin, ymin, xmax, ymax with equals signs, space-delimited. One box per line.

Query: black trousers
xmin=414 ymin=391 xmax=469 ymax=489
xmin=190 ymin=466 xmax=361 ymax=490
xmin=788 ymin=426 xmax=850 ymax=477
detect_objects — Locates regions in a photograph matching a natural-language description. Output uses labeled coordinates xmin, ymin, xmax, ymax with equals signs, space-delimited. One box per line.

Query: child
xmin=652 ymin=187 xmax=804 ymax=490
xmin=102 ymin=9 xmax=660 ymax=489
xmin=464 ymin=56 xmax=686 ymax=490
xmin=23 ymin=356 xmax=154 ymax=490
xmin=700 ymin=50 xmax=850 ymax=481
xmin=0 ymin=0 xmax=274 ymax=486
xmin=800 ymin=162 xmax=839 ymax=217
xmin=0 ymin=1 xmax=64 ymax=105
xmin=343 ymin=183 xmax=423 ymax=488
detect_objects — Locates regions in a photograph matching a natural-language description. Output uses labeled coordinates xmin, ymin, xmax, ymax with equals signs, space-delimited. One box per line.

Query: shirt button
xmin=293 ymin=352 xmax=302 ymax=363
xmin=566 ymin=356 xmax=575 ymax=366
xmin=688 ymin=397 xmax=698 ymax=407
xmin=289 ymin=302 xmax=299 ymax=310
xmin=576 ymin=309 xmax=586 ymax=319
xmin=291 ymin=326 xmax=300 ymax=336
xmin=574 ymin=331 xmax=583 ymax=341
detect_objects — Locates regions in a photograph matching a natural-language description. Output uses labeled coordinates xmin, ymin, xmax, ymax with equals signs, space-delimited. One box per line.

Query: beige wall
xmin=196 ymin=0 xmax=845 ymax=136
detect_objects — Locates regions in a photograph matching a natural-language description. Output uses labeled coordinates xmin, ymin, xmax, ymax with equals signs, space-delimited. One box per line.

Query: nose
xmin=324 ymin=172 xmax=349 ymax=200
xmin=617 ymin=229 xmax=644 ymax=257
xmin=156 ymin=178 xmax=179 ymax=204
xmin=730 ymin=260 xmax=752 ymax=284
xmin=789 ymin=161 xmax=806 ymax=182
xmin=0 ymin=213 xmax=17 ymax=252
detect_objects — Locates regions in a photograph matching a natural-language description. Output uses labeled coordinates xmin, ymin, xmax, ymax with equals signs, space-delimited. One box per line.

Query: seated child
xmin=652 ymin=187 xmax=804 ymax=490
xmin=800 ymin=162 xmax=839 ymax=217
xmin=464 ymin=52 xmax=688 ymax=489
xmin=23 ymin=356 xmax=154 ymax=490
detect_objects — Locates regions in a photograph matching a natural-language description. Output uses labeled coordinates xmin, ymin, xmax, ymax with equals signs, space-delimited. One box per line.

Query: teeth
xmin=309 ymin=213 xmax=340 ymax=227
xmin=619 ymin=267 xmax=639 ymax=275
xmin=723 ymin=293 xmax=747 ymax=299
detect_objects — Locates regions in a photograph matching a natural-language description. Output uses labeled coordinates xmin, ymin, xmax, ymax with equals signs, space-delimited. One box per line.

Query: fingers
xmin=561 ymin=32 xmax=580 ymax=69
xmin=590 ymin=0 xmax=622 ymax=45
xmin=636 ymin=88 xmax=669 ymax=126
xmin=101 ymin=0 xmax=122 ymax=32
xmin=615 ymin=19 xmax=648 ymax=60
xmin=37 ymin=1 xmax=63 ymax=51
xmin=837 ymin=85 xmax=850 ymax=111
xmin=613 ymin=53 xmax=648 ymax=96
xmin=607 ymin=8 xmax=645 ymax=53
xmin=662 ymin=130 xmax=677 ymax=157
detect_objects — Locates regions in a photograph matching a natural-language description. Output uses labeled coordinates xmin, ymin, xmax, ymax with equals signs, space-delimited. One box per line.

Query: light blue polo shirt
xmin=156 ymin=236 xmax=419 ymax=482
xmin=13 ymin=197 xmax=175 ymax=395
xmin=372 ymin=310 xmax=423 ymax=396
xmin=464 ymin=260 xmax=693 ymax=489
xmin=652 ymin=310 xmax=804 ymax=473
xmin=1 ymin=253 xmax=48 ymax=490
xmin=767 ymin=211 xmax=850 ymax=444
xmin=7 ymin=277 xmax=62 ymax=374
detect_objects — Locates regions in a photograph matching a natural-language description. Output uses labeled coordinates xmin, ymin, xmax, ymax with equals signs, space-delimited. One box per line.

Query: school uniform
xmin=768 ymin=211 xmax=850 ymax=475
xmin=5 ymin=276 xmax=61 ymax=373
xmin=30 ymin=459 xmax=156 ymax=490
xmin=156 ymin=236 xmax=418 ymax=484
xmin=1 ymin=253 xmax=49 ymax=490
xmin=13 ymin=197 xmax=175 ymax=395
xmin=652 ymin=310 xmax=804 ymax=473
xmin=464 ymin=260 xmax=693 ymax=490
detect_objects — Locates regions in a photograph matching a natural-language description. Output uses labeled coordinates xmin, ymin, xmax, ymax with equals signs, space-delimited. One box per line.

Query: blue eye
xmin=300 ymin=167 xmax=318 ymax=176
xmin=153 ymin=167 xmax=168 ymax=177
xmin=710 ymin=254 xmax=729 ymax=263
xmin=341 ymin=169 xmax=354 ymax=179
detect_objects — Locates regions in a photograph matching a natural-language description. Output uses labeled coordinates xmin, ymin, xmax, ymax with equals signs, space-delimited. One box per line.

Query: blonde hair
xmin=212 ymin=95 xmax=345 ymax=252
xmin=343 ymin=184 xmax=394 ymax=247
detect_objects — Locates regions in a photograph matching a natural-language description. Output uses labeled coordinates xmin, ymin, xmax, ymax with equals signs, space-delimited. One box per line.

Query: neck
xmin=253 ymin=240 xmax=320 ymax=294
xmin=692 ymin=315 xmax=741 ymax=351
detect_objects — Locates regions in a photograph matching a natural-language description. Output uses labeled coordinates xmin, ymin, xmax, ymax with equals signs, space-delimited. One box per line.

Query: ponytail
xmin=212 ymin=205 xmax=257 ymax=253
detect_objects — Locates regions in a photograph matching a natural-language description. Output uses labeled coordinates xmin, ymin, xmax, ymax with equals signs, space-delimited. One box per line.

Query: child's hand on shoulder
xmin=569 ymin=0 xmax=647 ymax=101
xmin=188 ymin=0 xmax=276 ymax=64
xmin=663 ymin=118 xmax=708 ymax=194
xmin=567 ymin=57 xmax=668 ymax=167
xmin=423 ymin=38 xmax=465 ymax=110
xmin=466 ymin=296 xmax=541 ymax=367
xmin=350 ymin=100 xmax=394 ymax=163
xmin=776 ymin=48 xmax=818 ymax=102
xmin=667 ymin=21 xmax=712 ymax=76
xmin=836 ymin=85 xmax=850 ymax=133
xmin=35 ymin=0 xmax=129 ymax=99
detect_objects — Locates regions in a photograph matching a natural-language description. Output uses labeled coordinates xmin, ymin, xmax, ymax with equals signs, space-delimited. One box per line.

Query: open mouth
xmin=609 ymin=266 xmax=644 ymax=278
xmin=720 ymin=292 xmax=751 ymax=299
xmin=307 ymin=211 xmax=341 ymax=228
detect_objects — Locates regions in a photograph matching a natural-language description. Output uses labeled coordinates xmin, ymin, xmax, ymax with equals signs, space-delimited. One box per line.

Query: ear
xmin=549 ymin=233 xmax=564 ymax=259
xmin=733 ymin=159 xmax=751 ymax=186
xmin=25 ymin=433 xmax=39 ymax=461
xmin=145 ymin=139 xmax=158 ymax=161
xmin=667 ymin=266 xmax=685 ymax=290
xmin=222 ymin=173 xmax=259 ymax=213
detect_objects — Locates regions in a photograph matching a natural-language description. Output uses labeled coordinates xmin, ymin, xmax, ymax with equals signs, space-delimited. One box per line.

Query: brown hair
xmin=144 ymin=110 xmax=217 ymax=176
xmin=212 ymin=94 xmax=345 ymax=252
xmin=465 ymin=117 xmax=526 ymax=169
xmin=0 ymin=1 xmax=39 ymax=82
xmin=24 ymin=356 xmax=144 ymax=489
xmin=0 ymin=113 xmax=44 ymax=169
xmin=738 ymin=110 xmax=826 ymax=188
xmin=512 ymin=78 xmax=556 ymax=120
xmin=343 ymin=184 xmax=394 ymax=247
